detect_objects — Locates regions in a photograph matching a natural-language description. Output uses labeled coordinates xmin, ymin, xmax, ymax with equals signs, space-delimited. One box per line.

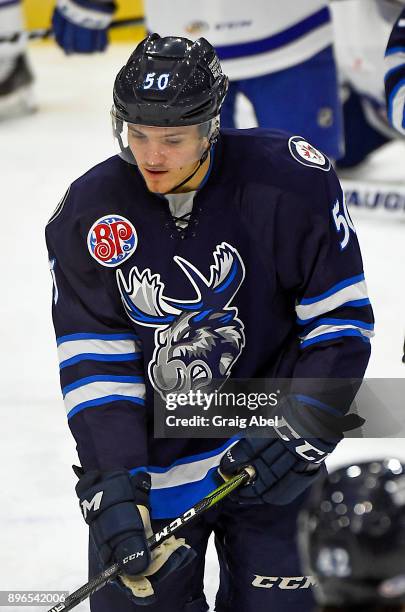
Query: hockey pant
xmin=220 ymin=45 xmax=343 ymax=161
xmin=88 ymin=491 xmax=315 ymax=612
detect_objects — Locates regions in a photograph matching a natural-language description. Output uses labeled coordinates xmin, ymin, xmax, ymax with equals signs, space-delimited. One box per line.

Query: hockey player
xmin=385 ymin=5 xmax=405 ymax=136
xmin=383 ymin=3 xmax=405 ymax=367
xmin=331 ymin=0 xmax=405 ymax=170
xmin=51 ymin=0 xmax=342 ymax=159
xmin=46 ymin=35 xmax=373 ymax=612
xmin=0 ymin=0 xmax=35 ymax=119
xmin=298 ymin=458 xmax=405 ymax=612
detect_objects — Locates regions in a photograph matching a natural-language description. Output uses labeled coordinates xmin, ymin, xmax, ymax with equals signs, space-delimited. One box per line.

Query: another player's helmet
xmin=298 ymin=459 xmax=405 ymax=609
xmin=113 ymin=33 xmax=228 ymax=126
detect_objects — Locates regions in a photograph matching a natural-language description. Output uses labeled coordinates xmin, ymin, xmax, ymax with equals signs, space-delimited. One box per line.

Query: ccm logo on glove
xmin=274 ymin=417 xmax=328 ymax=463
xmin=225 ymin=450 xmax=236 ymax=463
xmin=123 ymin=550 xmax=145 ymax=565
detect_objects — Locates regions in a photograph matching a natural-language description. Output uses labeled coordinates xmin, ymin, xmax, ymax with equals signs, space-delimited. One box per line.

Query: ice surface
xmin=1 ymin=44 xmax=404 ymax=611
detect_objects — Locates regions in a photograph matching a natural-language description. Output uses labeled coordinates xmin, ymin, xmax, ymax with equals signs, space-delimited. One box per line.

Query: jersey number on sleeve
xmin=332 ymin=196 xmax=356 ymax=250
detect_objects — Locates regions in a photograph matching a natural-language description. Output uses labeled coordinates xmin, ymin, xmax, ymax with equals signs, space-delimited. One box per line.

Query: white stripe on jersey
xmin=58 ymin=337 xmax=141 ymax=364
xmin=64 ymin=380 xmax=145 ymax=415
xmin=144 ymin=0 xmax=331 ymax=79
xmin=149 ymin=440 xmax=239 ymax=489
xmin=391 ymin=83 xmax=405 ymax=134
xmin=299 ymin=323 xmax=374 ymax=344
xmin=295 ymin=279 xmax=369 ymax=322
xmin=219 ymin=23 xmax=333 ymax=80
xmin=385 ymin=50 xmax=405 ymax=74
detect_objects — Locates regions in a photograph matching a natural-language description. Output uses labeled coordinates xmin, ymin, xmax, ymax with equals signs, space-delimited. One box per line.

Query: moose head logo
xmin=116 ymin=242 xmax=246 ymax=399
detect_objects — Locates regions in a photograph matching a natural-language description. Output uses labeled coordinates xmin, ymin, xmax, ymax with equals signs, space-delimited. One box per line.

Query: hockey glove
xmin=52 ymin=0 xmax=116 ymax=54
xmin=75 ymin=469 xmax=195 ymax=605
xmin=220 ymin=396 xmax=363 ymax=505
xmin=118 ymin=535 xmax=196 ymax=605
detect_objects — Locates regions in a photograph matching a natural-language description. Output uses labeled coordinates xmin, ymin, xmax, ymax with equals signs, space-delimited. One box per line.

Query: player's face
xmin=127 ymin=124 xmax=209 ymax=193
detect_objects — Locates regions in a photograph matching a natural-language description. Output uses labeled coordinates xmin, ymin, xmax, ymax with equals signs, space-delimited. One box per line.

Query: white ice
xmin=1 ymin=44 xmax=404 ymax=612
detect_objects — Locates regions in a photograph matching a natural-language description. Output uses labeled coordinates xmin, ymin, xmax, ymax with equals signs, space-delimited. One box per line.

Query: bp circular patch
xmin=288 ymin=136 xmax=331 ymax=172
xmin=87 ymin=215 xmax=137 ymax=267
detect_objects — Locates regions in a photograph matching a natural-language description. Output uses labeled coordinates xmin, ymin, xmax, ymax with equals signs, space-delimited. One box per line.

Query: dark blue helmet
xmin=298 ymin=459 xmax=405 ymax=608
xmin=113 ymin=33 xmax=228 ymax=127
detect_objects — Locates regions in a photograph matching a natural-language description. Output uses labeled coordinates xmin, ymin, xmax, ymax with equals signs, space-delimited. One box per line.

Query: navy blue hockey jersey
xmin=46 ymin=130 xmax=374 ymax=519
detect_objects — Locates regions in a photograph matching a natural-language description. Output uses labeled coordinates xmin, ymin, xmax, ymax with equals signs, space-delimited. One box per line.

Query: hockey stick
xmin=0 ymin=15 xmax=145 ymax=45
xmin=47 ymin=466 xmax=255 ymax=612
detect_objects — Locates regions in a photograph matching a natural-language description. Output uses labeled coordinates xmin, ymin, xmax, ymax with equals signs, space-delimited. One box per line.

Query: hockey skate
xmin=0 ymin=54 xmax=36 ymax=120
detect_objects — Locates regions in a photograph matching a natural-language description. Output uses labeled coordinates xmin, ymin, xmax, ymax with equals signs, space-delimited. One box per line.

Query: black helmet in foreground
xmin=113 ymin=33 xmax=228 ymax=126
xmin=298 ymin=459 xmax=405 ymax=609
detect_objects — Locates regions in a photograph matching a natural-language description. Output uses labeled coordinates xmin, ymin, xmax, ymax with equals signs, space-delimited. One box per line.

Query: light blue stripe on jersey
xmin=296 ymin=275 xmax=369 ymax=324
xmin=299 ymin=274 xmax=365 ymax=305
xmin=62 ymin=374 xmax=144 ymax=397
xmin=148 ymin=468 xmax=219 ymax=518
xmin=67 ymin=394 xmax=145 ymax=420
xmin=57 ymin=333 xmax=141 ymax=369
xmin=299 ymin=319 xmax=374 ymax=348
xmin=299 ymin=320 xmax=374 ymax=348
xmin=300 ymin=329 xmax=371 ymax=349
xmin=300 ymin=317 xmax=374 ymax=334
xmin=130 ymin=438 xmax=239 ymax=518
xmin=385 ymin=46 xmax=405 ymax=57
xmin=385 ymin=64 xmax=405 ymax=82
xmin=215 ymin=7 xmax=330 ymax=60
xmin=57 ymin=332 xmax=139 ymax=345
xmin=294 ymin=394 xmax=342 ymax=417
xmin=60 ymin=352 xmax=141 ymax=369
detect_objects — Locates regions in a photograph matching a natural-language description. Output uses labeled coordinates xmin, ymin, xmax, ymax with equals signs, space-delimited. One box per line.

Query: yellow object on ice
xmin=24 ymin=0 xmax=145 ymax=42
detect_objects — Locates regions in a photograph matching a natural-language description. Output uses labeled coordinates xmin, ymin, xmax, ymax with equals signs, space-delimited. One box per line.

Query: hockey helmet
xmin=112 ymin=33 xmax=228 ymax=126
xmin=298 ymin=459 xmax=405 ymax=608
xmin=111 ymin=34 xmax=228 ymax=166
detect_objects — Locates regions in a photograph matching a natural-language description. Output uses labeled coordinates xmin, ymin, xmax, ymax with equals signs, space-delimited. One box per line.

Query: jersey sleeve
xmin=385 ymin=7 xmax=405 ymax=135
xmin=45 ymin=187 xmax=148 ymax=472
xmin=274 ymin=166 xmax=374 ymax=414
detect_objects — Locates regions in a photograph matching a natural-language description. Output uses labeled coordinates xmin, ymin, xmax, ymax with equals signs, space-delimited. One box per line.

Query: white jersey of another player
xmin=385 ymin=5 xmax=405 ymax=135
xmin=144 ymin=0 xmax=333 ymax=80
xmin=331 ymin=0 xmax=403 ymax=136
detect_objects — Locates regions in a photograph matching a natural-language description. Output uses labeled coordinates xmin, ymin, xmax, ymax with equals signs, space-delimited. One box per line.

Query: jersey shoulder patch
xmin=288 ymin=135 xmax=331 ymax=172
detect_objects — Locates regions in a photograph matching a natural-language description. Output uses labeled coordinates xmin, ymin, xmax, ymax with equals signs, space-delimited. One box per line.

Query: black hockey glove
xmin=220 ymin=397 xmax=364 ymax=505
xmin=75 ymin=469 xmax=195 ymax=605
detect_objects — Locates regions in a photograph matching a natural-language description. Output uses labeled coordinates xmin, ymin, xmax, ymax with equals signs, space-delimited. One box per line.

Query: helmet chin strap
xmin=162 ymin=124 xmax=219 ymax=194
xmin=164 ymin=148 xmax=209 ymax=194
